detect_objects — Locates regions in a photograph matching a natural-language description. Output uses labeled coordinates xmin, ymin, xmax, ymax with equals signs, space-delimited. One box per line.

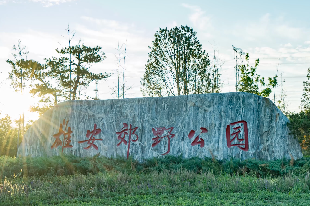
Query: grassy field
xmin=1 ymin=155 xmax=310 ymax=205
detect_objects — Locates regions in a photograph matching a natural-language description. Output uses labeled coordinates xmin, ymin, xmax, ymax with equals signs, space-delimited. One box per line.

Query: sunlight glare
xmin=1 ymin=91 xmax=40 ymax=122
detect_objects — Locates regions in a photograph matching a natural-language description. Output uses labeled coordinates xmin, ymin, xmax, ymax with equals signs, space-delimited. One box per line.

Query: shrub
xmin=1 ymin=155 xmax=310 ymax=179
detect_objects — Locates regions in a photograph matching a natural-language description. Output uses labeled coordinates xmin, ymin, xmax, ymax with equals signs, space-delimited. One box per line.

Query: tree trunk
xmin=72 ymin=53 xmax=81 ymax=100
xmin=176 ymin=47 xmax=180 ymax=96
xmin=183 ymin=46 xmax=187 ymax=95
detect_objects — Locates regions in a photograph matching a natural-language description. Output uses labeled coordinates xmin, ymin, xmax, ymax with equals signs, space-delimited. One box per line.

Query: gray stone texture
xmin=17 ymin=92 xmax=303 ymax=161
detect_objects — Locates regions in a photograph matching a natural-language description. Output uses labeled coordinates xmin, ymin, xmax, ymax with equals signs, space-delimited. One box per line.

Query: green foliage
xmin=0 ymin=112 xmax=35 ymax=157
xmin=139 ymin=155 xmax=310 ymax=178
xmin=141 ymin=25 xmax=220 ymax=97
xmin=6 ymin=40 xmax=111 ymax=116
xmin=52 ymin=44 xmax=110 ymax=100
xmin=0 ymin=114 xmax=19 ymax=157
xmin=5 ymin=40 xmax=29 ymax=93
xmin=1 ymin=155 xmax=310 ymax=180
xmin=301 ymin=68 xmax=310 ymax=111
xmin=277 ymin=94 xmax=289 ymax=115
xmin=0 ymin=155 xmax=135 ymax=179
xmin=2 ymin=155 xmax=310 ymax=205
xmin=237 ymin=53 xmax=278 ymax=97
xmin=287 ymin=109 xmax=310 ymax=155
xmin=287 ymin=69 xmax=310 ymax=156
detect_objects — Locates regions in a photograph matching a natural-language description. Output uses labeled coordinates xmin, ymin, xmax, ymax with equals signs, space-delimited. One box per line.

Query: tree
xmin=141 ymin=25 xmax=219 ymax=97
xmin=276 ymin=90 xmax=289 ymax=115
xmin=7 ymin=58 xmax=61 ymax=114
xmin=237 ymin=53 xmax=278 ymax=97
xmin=0 ymin=113 xmax=19 ymax=157
xmin=7 ymin=41 xmax=111 ymax=115
xmin=276 ymin=74 xmax=289 ymax=115
xmin=5 ymin=40 xmax=29 ymax=94
xmin=287 ymin=68 xmax=310 ymax=156
xmin=53 ymin=44 xmax=110 ymax=100
xmin=287 ymin=110 xmax=310 ymax=156
xmin=301 ymin=68 xmax=310 ymax=111
xmin=110 ymin=84 xmax=132 ymax=99
xmin=0 ymin=112 xmax=34 ymax=157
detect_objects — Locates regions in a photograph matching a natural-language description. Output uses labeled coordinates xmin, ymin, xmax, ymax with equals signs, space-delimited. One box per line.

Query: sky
xmin=0 ymin=0 xmax=310 ymax=123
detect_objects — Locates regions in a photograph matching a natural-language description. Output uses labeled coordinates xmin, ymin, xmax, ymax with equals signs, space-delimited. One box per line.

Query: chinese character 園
xmin=226 ymin=120 xmax=248 ymax=151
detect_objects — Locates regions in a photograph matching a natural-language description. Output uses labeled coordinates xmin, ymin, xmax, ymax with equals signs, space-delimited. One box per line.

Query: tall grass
xmin=1 ymin=155 xmax=310 ymax=205
xmin=1 ymin=154 xmax=310 ymax=179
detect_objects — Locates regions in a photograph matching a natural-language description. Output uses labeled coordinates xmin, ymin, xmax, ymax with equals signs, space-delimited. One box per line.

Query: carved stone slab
xmin=17 ymin=92 xmax=303 ymax=161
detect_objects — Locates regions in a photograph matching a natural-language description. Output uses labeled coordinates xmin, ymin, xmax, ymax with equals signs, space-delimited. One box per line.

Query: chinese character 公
xmin=188 ymin=127 xmax=208 ymax=148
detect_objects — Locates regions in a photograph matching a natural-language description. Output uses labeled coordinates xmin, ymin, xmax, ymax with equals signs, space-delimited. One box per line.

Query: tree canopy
xmin=237 ymin=53 xmax=278 ymax=98
xmin=287 ymin=68 xmax=310 ymax=156
xmin=301 ymin=68 xmax=310 ymax=111
xmin=7 ymin=40 xmax=110 ymax=115
xmin=53 ymin=44 xmax=110 ymax=100
xmin=141 ymin=25 xmax=220 ymax=97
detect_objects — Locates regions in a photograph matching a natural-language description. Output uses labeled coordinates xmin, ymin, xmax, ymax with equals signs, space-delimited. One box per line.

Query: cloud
xmin=75 ymin=25 xmax=151 ymax=53
xmin=30 ymin=0 xmax=76 ymax=7
xmin=252 ymin=45 xmax=310 ymax=61
xmin=0 ymin=30 xmax=67 ymax=62
xmin=80 ymin=16 xmax=133 ymax=31
xmin=181 ymin=3 xmax=213 ymax=31
xmin=0 ymin=46 xmax=10 ymax=59
xmin=166 ymin=21 xmax=178 ymax=29
xmin=0 ymin=15 xmax=154 ymax=106
xmin=71 ymin=18 xmax=154 ymax=99
xmin=0 ymin=27 xmax=149 ymax=120
xmin=0 ymin=0 xmax=76 ymax=6
xmin=232 ymin=13 xmax=306 ymax=42
xmin=275 ymin=25 xmax=303 ymax=40
xmin=284 ymin=43 xmax=292 ymax=47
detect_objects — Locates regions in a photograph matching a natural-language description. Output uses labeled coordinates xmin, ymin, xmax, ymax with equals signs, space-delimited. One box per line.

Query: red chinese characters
xmin=78 ymin=124 xmax=103 ymax=150
xmin=51 ymin=119 xmax=73 ymax=152
xmin=116 ymin=123 xmax=139 ymax=159
xmin=151 ymin=127 xmax=175 ymax=155
xmin=188 ymin=127 xmax=208 ymax=148
xmin=226 ymin=120 xmax=248 ymax=151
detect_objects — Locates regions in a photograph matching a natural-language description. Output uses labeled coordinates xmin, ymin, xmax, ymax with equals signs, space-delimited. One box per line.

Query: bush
xmin=287 ymin=109 xmax=310 ymax=156
xmin=1 ymin=155 xmax=310 ymax=179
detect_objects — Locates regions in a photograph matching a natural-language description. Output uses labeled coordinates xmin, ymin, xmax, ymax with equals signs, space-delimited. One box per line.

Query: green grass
xmin=51 ymin=192 xmax=310 ymax=206
xmin=1 ymin=170 xmax=310 ymax=205
xmin=1 ymin=155 xmax=310 ymax=205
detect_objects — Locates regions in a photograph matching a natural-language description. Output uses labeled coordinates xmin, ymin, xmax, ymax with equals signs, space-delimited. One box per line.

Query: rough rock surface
xmin=17 ymin=92 xmax=303 ymax=161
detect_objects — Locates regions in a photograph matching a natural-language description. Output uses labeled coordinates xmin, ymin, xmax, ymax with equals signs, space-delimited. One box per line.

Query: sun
xmin=1 ymin=91 xmax=40 ymax=123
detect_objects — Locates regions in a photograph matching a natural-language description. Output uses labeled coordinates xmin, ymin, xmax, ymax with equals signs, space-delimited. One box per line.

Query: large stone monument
xmin=17 ymin=92 xmax=303 ymax=161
